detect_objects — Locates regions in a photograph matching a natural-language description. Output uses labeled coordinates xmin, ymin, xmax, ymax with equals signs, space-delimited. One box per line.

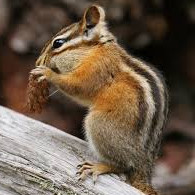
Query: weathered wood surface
xmin=0 ymin=106 xmax=143 ymax=195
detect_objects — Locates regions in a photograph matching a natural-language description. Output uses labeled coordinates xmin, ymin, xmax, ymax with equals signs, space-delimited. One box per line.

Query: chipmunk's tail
xmin=131 ymin=181 xmax=160 ymax=195
xmin=127 ymin=173 xmax=160 ymax=195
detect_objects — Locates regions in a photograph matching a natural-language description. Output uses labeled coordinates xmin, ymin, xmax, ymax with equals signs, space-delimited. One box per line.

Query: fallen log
xmin=0 ymin=106 xmax=143 ymax=195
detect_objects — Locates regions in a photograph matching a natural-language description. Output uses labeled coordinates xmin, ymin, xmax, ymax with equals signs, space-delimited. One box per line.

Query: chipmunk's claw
xmin=77 ymin=161 xmax=93 ymax=168
xmin=37 ymin=76 xmax=46 ymax=82
xmin=78 ymin=169 xmax=93 ymax=181
xmin=30 ymin=66 xmax=54 ymax=81
xmin=30 ymin=66 xmax=48 ymax=76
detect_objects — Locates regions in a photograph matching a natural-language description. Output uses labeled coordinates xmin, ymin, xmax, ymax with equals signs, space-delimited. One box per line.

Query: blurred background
xmin=0 ymin=0 xmax=194 ymax=194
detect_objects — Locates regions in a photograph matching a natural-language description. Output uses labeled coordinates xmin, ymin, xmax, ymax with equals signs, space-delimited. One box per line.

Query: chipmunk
xmin=31 ymin=5 xmax=168 ymax=195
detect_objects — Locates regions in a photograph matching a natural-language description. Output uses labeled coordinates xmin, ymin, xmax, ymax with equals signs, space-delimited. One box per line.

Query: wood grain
xmin=0 ymin=106 xmax=143 ymax=195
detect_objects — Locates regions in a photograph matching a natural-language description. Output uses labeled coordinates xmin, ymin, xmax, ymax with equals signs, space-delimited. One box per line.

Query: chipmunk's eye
xmin=52 ymin=39 xmax=67 ymax=49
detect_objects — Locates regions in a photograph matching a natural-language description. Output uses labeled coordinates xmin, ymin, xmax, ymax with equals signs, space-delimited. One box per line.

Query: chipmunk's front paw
xmin=30 ymin=66 xmax=55 ymax=82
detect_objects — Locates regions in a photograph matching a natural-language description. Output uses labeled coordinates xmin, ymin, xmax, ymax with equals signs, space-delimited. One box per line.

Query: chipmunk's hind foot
xmin=77 ymin=161 xmax=118 ymax=184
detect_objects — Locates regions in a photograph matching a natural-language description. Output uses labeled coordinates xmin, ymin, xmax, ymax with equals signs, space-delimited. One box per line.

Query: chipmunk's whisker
xmin=48 ymin=89 xmax=59 ymax=97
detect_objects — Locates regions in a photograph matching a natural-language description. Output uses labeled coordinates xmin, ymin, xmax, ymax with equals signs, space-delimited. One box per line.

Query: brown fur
xmin=30 ymin=5 xmax=168 ymax=195
xmin=128 ymin=172 xmax=159 ymax=195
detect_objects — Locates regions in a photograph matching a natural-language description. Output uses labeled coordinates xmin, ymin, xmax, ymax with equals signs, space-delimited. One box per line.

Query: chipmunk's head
xmin=36 ymin=5 xmax=115 ymax=73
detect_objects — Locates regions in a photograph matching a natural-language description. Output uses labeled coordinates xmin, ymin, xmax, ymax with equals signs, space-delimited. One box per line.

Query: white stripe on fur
xmin=131 ymin=58 xmax=165 ymax=147
xmin=121 ymin=64 xmax=156 ymax=148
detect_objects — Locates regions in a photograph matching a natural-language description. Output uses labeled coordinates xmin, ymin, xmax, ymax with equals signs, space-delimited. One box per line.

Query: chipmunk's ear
xmin=83 ymin=5 xmax=105 ymax=29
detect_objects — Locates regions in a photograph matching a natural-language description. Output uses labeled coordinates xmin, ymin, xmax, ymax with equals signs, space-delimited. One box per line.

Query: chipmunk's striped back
xmin=119 ymin=49 xmax=169 ymax=160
